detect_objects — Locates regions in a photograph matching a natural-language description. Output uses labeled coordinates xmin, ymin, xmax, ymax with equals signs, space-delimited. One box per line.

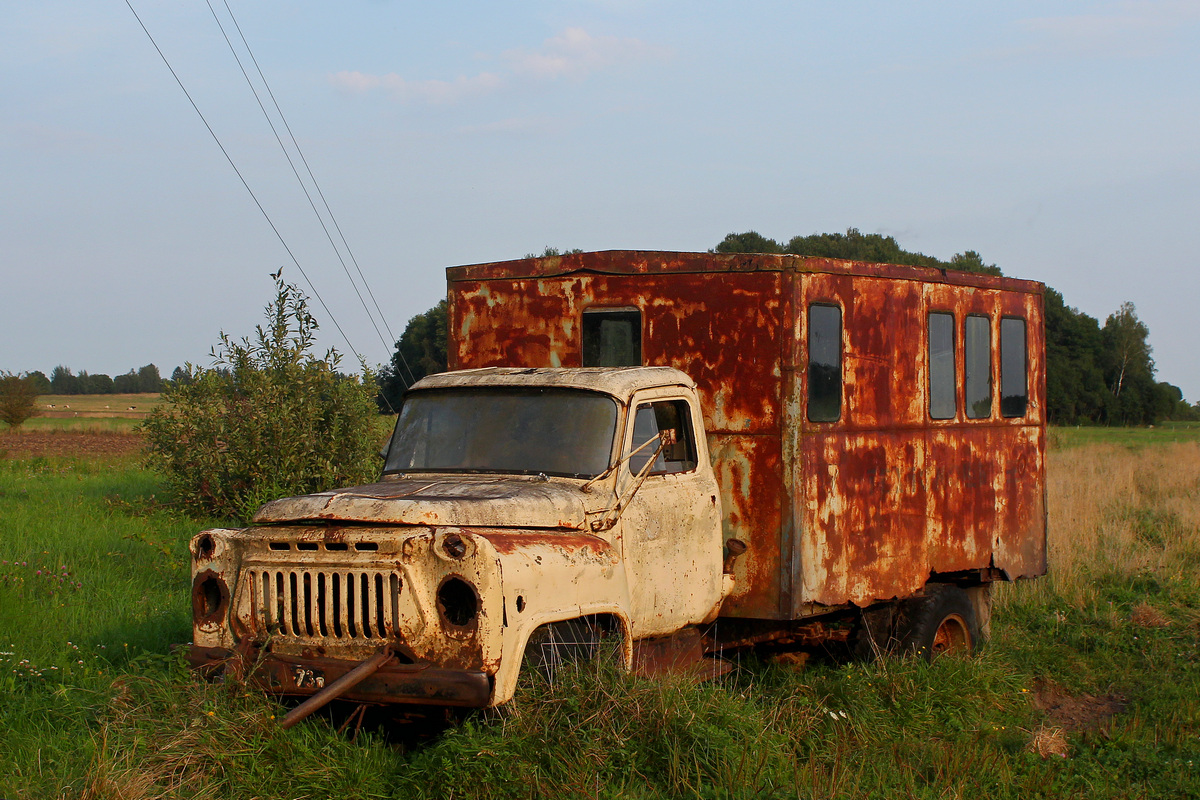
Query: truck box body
xmin=447 ymin=250 xmax=1047 ymax=621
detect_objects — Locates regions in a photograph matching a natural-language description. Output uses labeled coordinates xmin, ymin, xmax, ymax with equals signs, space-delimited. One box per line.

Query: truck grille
xmin=249 ymin=569 xmax=402 ymax=641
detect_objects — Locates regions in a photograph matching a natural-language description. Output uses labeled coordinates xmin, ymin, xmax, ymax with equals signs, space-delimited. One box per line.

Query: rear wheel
xmin=898 ymin=584 xmax=980 ymax=660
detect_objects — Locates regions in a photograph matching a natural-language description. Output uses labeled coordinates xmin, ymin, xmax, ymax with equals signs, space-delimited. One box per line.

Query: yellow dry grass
xmin=999 ymin=441 xmax=1200 ymax=610
xmin=1026 ymin=723 xmax=1070 ymax=758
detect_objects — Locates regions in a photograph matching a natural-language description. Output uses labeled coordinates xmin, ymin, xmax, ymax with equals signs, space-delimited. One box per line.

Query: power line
xmin=204 ymin=0 xmax=402 ymax=371
xmin=125 ymin=0 xmax=363 ymax=364
xmin=207 ymin=0 xmax=418 ymax=402
xmin=220 ymin=0 xmax=399 ymax=350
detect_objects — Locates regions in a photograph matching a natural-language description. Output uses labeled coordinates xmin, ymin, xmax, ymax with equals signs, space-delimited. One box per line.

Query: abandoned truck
xmin=187 ymin=250 xmax=1046 ymax=717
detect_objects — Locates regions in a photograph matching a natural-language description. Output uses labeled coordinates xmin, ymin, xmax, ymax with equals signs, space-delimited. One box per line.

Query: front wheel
xmin=898 ymin=584 xmax=981 ymax=660
xmin=522 ymin=616 xmax=621 ymax=680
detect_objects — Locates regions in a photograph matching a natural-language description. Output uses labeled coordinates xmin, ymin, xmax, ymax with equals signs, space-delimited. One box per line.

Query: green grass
xmin=1050 ymin=422 xmax=1200 ymax=450
xmin=2 ymin=443 xmax=1199 ymax=799
xmin=37 ymin=393 xmax=163 ymax=413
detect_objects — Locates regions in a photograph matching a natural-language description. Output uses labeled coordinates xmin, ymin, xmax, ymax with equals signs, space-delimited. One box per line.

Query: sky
xmin=2 ymin=1 xmax=1198 ymax=400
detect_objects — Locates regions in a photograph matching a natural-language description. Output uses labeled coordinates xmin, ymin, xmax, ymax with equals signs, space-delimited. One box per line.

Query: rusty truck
xmin=187 ymin=250 xmax=1046 ymax=720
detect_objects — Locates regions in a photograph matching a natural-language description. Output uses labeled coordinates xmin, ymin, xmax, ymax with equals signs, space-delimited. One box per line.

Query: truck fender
xmin=491 ymin=608 xmax=632 ymax=705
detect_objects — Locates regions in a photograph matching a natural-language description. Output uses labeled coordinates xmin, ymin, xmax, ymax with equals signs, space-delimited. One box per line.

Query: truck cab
xmin=188 ymin=366 xmax=729 ymax=708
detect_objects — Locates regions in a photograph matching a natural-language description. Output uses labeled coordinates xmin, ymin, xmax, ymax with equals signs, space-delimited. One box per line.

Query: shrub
xmin=141 ymin=277 xmax=381 ymax=521
xmin=0 ymin=372 xmax=42 ymax=428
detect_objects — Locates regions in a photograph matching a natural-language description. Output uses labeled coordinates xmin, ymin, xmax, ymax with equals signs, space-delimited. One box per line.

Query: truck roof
xmin=410 ymin=366 xmax=696 ymax=401
xmin=447 ymin=249 xmax=1044 ymax=295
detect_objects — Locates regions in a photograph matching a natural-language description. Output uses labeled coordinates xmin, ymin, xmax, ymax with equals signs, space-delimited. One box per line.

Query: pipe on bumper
xmin=281 ymin=649 xmax=396 ymax=729
xmin=187 ymin=646 xmax=493 ymax=710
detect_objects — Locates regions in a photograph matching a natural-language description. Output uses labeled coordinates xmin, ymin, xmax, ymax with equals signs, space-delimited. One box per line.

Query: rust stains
xmin=450 ymin=250 xmax=1047 ymax=617
xmin=478 ymin=530 xmax=613 ymax=558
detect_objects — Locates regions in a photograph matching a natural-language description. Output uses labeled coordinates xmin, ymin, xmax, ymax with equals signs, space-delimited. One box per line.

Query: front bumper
xmin=187 ymin=645 xmax=492 ymax=708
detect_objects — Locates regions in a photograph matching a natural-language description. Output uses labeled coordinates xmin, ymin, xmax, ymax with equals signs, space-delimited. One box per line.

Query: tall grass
xmin=999 ymin=441 xmax=1200 ymax=610
xmin=2 ymin=437 xmax=1199 ymax=798
xmin=9 ymin=417 xmax=144 ymax=434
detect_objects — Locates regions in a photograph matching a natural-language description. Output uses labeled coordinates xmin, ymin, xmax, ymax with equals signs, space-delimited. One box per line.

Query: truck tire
xmin=898 ymin=584 xmax=980 ymax=660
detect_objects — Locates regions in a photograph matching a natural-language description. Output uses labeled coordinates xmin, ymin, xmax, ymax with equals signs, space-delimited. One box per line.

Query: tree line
xmin=378 ymin=230 xmax=1198 ymax=425
xmin=20 ymin=364 xmax=177 ymax=395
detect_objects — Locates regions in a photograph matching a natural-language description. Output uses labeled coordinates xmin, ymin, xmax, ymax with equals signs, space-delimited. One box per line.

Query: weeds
xmin=2 ymin=439 xmax=1200 ymax=798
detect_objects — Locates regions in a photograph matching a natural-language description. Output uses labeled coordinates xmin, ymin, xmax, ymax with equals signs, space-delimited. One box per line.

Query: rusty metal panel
xmin=450 ymin=259 xmax=790 ymax=619
xmin=796 ymin=273 xmax=929 ymax=607
xmin=450 ymin=268 xmax=784 ymax=433
xmin=796 ymin=270 xmax=1046 ymax=608
xmin=447 ymin=251 xmax=1047 ymax=618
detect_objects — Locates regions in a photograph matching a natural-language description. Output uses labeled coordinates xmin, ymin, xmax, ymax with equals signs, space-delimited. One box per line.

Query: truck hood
xmin=251 ymin=475 xmax=590 ymax=530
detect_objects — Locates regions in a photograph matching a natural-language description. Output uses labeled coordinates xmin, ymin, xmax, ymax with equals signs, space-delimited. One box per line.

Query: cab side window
xmin=628 ymin=400 xmax=698 ymax=475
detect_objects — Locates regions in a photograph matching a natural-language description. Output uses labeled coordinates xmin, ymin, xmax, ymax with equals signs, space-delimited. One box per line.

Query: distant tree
xmin=50 ymin=365 xmax=79 ymax=395
xmin=785 ymin=228 xmax=938 ymax=266
xmin=0 ymin=373 xmax=42 ymax=428
xmin=170 ymin=366 xmax=192 ymax=387
xmin=78 ymin=373 xmax=113 ymax=394
xmin=114 ymin=371 xmax=140 ymax=393
xmin=1154 ymin=382 xmax=1190 ymax=421
xmin=1102 ymin=302 xmax=1152 ymax=401
xmin=713 ymin=231 xmax=784 ymax=254
xmin=137 ymin=363 xmax=162 ymax=393
xmin=524 ymin=246 xmax=585 ymax=259
xmin=715 ymin=229 xmax=1002 ymax=276
xmin=1043 ymin=288 xmax=1109 ymax=425
xmin=947 ymin=250 xmax=1002 ymax=277
xmin=377 ymin=300 xmax=449 ymax=413
xmin=25 ymin=371 xmax=51 ymax=394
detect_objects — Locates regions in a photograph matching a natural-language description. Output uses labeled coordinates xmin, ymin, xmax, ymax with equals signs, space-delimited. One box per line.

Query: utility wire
xmin=220 ymin=0 xmax=399 ymax=350
xmin=204 ymin=0 xmax=401 ymax=372
xmin=209 ymin=0 xmax=417 ymax=403
xmin=125 ymin=0 xmax=362 ymax=364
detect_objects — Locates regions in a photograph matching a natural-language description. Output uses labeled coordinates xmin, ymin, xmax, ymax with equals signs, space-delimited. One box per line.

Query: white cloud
xmin=503 ymin=27 xmax=668 ymax=80
xmin=328 ymin=27 xmax=668 ymax=104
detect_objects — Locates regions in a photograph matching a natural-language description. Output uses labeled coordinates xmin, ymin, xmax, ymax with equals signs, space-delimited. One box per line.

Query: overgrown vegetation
xmin=2 ymin=430 xmax=1198 ymax=798
xmin=141 ymin=277 xmax=381 ymax=521
xmin=0 ymin=372 xmax=42 ymax=428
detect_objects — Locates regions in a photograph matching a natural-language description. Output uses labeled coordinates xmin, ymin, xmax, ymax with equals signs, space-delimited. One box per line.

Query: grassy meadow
xmin=9 ymin=394 xmax=165 ymax=434
xmin=0 ymin=427 xmax=1198 ymax=798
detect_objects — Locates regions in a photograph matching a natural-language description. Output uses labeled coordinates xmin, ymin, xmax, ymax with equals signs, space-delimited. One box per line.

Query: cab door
xmin=616 ymin=389 xmax=724 ymax=638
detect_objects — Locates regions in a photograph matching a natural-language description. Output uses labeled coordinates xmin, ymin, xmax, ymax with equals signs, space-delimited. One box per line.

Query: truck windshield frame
xmin=384 ymin=387 xmax=619 ymax=479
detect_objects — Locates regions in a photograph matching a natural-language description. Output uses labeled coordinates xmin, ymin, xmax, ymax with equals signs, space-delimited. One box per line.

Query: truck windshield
xmin=384 ymin=388 xmax=619 ymax=478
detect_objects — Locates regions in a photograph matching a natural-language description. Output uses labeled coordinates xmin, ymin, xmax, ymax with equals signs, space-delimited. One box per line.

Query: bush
xmin=0 ymin=372 xmax=42 ymax=429
xmin=141 ymin=278 xmax=382 ymax=521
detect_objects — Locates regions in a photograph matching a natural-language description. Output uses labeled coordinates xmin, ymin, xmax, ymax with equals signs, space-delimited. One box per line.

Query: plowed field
xmin=0 ymin=431 xmax=144 ymax=458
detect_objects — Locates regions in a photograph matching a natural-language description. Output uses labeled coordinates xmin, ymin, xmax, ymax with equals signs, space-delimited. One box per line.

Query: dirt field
xmin=0 ymin=430 xmax=145 ymax=459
